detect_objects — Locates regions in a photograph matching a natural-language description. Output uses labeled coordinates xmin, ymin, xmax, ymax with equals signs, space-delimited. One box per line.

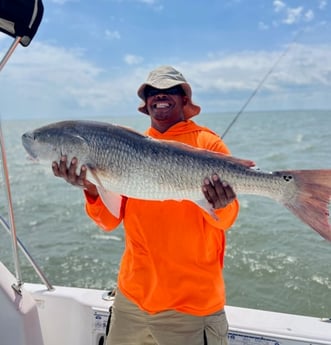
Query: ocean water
xmin=0 ymin=110 xmax=330 ymax=319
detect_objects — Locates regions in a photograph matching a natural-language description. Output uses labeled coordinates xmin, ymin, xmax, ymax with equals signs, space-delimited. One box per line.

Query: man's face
xmin=145 ymin=86 xmax=188 ymax=127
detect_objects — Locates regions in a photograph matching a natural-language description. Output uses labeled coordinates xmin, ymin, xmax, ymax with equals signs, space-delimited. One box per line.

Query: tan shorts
xmin=106 ymin=290 xmax=228 ymax=345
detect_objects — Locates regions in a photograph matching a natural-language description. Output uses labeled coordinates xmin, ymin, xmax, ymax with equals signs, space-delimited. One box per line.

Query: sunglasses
xmin=144 ymin=85 xmax=186 ymax=98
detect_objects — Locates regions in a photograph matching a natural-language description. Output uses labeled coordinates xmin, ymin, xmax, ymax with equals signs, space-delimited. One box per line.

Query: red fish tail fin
xmin=282 ymin=169 xmax=331 ymax=241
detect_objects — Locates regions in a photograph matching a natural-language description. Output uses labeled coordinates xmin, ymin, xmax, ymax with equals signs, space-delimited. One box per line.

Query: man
xmin=52 ymin=66 xmax=239 ymax=345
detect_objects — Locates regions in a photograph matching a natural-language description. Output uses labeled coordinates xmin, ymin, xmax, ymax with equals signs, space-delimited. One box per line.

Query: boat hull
xmin=1 ymin=262 xmax=330 ymax=345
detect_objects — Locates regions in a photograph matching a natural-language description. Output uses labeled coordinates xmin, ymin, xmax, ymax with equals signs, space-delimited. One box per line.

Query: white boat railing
xmin=0 ymin=214 xmax=54 ymax=291
xmin=1 ymin=106 xmax=53 ymax=292
xmin=0 ymin=2 xmax=49 ymax=292
xmin=0 ymin=118 xmax=24 ymax=293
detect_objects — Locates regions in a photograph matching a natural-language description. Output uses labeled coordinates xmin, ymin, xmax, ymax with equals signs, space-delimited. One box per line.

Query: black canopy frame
xmin=0 ymin=0 xmax=44 ymax=71
xmin=0 ymin=0 xmax=44 ymax=46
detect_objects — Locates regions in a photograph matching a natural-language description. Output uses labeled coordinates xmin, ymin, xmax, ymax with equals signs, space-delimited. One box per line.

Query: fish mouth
xmin=22 ymin=132 xmax=38 ymax=159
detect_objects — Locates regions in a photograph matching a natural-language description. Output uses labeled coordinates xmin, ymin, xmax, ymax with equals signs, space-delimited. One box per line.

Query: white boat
xmin=1 ymin=1 xmax=330 ymax=344
xmin=1 ymin=258 xmax=331 ymax=345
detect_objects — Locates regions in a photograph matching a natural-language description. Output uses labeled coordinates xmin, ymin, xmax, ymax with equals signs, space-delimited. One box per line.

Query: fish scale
xmin=22 ymin=120 xmax=331 ymax=241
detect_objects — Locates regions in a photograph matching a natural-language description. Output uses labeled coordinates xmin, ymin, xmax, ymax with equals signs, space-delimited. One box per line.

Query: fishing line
xmin=221 ymin=30 xmax=302 ymax=139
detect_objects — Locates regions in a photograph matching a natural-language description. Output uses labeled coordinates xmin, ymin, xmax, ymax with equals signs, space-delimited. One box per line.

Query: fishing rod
xmin=221 ymin=30 xmax=302 ymax=139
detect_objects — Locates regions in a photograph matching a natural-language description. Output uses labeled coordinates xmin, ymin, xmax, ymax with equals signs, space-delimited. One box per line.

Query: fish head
xmin=22 ymin=121 xmax=89 ymax=164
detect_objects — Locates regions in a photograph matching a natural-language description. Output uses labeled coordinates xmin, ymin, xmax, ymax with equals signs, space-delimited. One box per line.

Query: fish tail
xmin=281 ymin=169 xmax=331 ymax=241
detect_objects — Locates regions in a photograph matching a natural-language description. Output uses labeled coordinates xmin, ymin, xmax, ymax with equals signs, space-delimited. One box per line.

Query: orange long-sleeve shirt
xmin=85 ymin=120 xmax=239 ymax=316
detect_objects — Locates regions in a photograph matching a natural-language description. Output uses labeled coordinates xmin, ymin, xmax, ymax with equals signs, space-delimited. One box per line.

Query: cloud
xmin=178 ymin=43 xmax=331 ymax=111
xmin=318 ymin=0 xmax=327 ymax=10
xmin=258 ymin=22 xmax=269 ymax=31
xmin=138 ymin=0 xmax=157 ymax=4
xmin=273 ymin=0 xmax=286 ymax=13
xmin=105 ymin=30 xmax=121 ymax=40
xmin=0 ymin=33 xmax=8 ymax=42
xmin=283 ymin=7 xmax=303 ymax=24
xmin=304 ymin=9 xmax=314 ymax=22
xmin=135 ymin=0 xmax=164 ymax=11
xmin=124 ymin=54 xmax=144 ymax=65
xmin=0 ymin=42 xmax=115 ymax=118
xmin=273 ymin=2 xmax=316 ymax=25
xmin=1 ymin=40 xmax=330 ymax=119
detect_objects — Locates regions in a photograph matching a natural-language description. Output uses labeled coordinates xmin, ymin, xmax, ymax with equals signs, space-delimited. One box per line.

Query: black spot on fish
xmin=283 ymin=175 xmax=293 ymax=182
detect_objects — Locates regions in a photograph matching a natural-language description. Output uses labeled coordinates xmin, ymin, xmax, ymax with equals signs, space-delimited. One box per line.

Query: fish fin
xmin=195 ymin=199 xmax=219 ymax=221
xmin=64 ymin=133 xmax=88 ymax=149
xmin=219 ymin=154 xmax=255 ymax=168
xmin=97 ymin=186 xmax=123 ymax=219
xmin=87 ymin=167 xmax=123 ymax=218
xmin=280 ymin=169 xmax=331 ymax=241
xmin=60 ymin=133 xmax=89 ymax=168
xmin=161 ymin=139 xmax=255 ymax=168
xmin=116 ymin=124 xmax=148 ymax=139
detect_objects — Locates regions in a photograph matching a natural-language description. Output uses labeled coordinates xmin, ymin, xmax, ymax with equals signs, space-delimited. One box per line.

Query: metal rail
xmin=0 ymin=37 xmax=21 ymax=72
xmin=0 ymin=215 xmax=54 ymax=290
xmin=1 ymin=37 xmax=53 ymax=292
xmin=0 ymin=120 xmax=23 ymax=291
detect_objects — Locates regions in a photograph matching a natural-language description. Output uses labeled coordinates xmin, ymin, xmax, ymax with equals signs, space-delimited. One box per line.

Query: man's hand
xmin=52 ymin=156 xmax=99 ymax=199
xmin=202 ymin=174 xmax=236 ymax=209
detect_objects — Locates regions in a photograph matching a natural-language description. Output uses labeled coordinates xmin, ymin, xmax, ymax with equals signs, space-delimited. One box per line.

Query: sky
xmin=0 ymin=0 xmax=330 ymax=119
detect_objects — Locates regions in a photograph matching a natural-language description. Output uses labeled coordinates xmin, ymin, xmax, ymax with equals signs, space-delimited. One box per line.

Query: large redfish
xmin=22 ymin=120 xmax=331 ymax=241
